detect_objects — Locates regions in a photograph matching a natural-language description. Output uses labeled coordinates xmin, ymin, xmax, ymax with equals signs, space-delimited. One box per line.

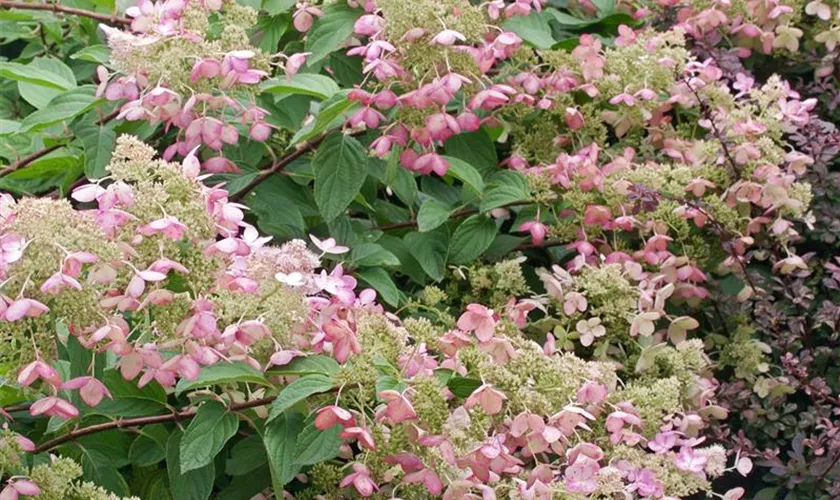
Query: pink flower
xmin=137 ymin=216 xmax=188 ymax=240
xmin=310 ymin=234 xmax=349 ymax=255
xmin=315 ymin=405 xmax=355 ymax=430
xmin=340 ymin=426 xmax=376 ymax=450
xmin=17 ymin=359 xmax=62 ymax=388
xmin=456 ymin=304 xmax=497 ymax=342
xmin=378 ymin=390 xmax=417 ymax=423
xmin=674 ymin=446 xmax=707 ymax=473
xmin=403 ymin=468 xmax=444 ymax=495
xmin=519 ymin=221 xmax=547 ymax=245
xmin=353 ymin=14 xmax=383 ymax=36
xmin=61 ymin=376 xmax=113 ymax=407
xmin=190 ymin=58 xmax=221 ymax=81
xmin=410 ymin=153 xmax=450 ymax=176
xmin=465 ymin=384 xmax=506 ymax=415
xmin=562 ymin=292 xmax=587 ymax=316
xmin=431 ymin=29 xmax=466 ymax=46
xmin=3 ymin=298 xmax=49 ymax=322
xmin=29 ymin=396 xmax=79 ymax=420
xmin=564 ymin=456 xmax=600 ymax=493
xmin=648 ymin=431 xmax=681 ymax=454
xmin=1 ymin=479 xmax=40 ymax=499
xmin=575 ymin=318 xmax=605 ymax=347
xmin=285 ymin=53 xmax=309 ymax=76
xmin=576 ymin=381 xmax=607 ymax=405
xmin=340 ymin=463 xmax=378 ymax=497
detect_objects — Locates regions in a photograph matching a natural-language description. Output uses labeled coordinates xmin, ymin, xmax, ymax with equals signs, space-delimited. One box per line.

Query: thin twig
xmin=34 ymin=396 xmax=276 ymax=454
xmin=0 ymin=1 xmax=130 ymax=25
xmin=1 ymin=109 xmax=120 ymax=177
xmin=229 ymin=137 xmax=327 ymax=202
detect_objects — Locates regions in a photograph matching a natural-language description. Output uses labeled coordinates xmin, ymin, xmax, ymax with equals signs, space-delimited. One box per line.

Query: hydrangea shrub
xmin=0 ymin=0 xmax=837 ymax=498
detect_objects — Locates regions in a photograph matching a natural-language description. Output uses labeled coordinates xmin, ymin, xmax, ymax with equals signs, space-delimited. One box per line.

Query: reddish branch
xmin=33 ymin=396 xmax=276 ymax=454
xmin=0 ymin=1 xmax=130 ymax=25
xmin=230 ymin=136 xmax=327 ymax=202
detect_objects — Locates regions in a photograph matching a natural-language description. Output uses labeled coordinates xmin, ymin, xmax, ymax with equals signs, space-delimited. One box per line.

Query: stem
xmin=514 ymin=239 xmax=566 ymax=251
xmin=0 ymin=1 xmax=130 ymax=25
xmin=34 ymin=396 xmax=276 ymax=454
xmin=1 ymin=109 xmax=119 ymax=177
xmin=229 ymin=136 xmax=327 ymax=202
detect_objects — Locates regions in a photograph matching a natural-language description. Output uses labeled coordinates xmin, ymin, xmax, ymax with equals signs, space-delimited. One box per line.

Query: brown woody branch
xmin=229 ymin=136 xmax=327 ymax=202
xmin=1 ymin=109 xmax=121 ymax=178
xmin=0 ymin=1 xmax=130 ymax=25
xmin=34 ymin=396 xmax=276 ymax=454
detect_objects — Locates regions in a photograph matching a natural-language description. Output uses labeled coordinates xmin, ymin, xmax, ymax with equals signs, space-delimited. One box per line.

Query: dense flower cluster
xmin=2 ymin=0 xmax=840 ymax=497
xmin=97 ymin=0 xmax=272 ymax=170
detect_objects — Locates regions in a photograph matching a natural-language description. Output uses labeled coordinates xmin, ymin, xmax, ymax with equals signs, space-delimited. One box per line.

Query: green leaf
xmin=267 ymin=354 xmax=340 ymax=377
xmin=253 ymin=14 xmax=289 ymax=53
xmin=289 ymin=93 xmax=359 ymax=146
xmin=293 ymin=415 xmax=343 ymax=465
xmin=545 ymin=10 xmax=593 ymax=27
xmin=443 ymin=156 xmax=485 ymax=195
xmin=167 ymin=431 xmax=214 ymax=500
xmin=0 ymin=61 xmax=75 ymax=90
xmin=592 ymin=0 xmax=616 ymax=14
xmin=357 ymin=267 xmax=401 ymax=307
xmin=444 ymin=131 xmax=498 ymax=175
xmin=313 ymin=133 xmax=368 ymax=221
xmin=416 ymin=198 xmax=454 ymax=232
xmin=77 ymin=119 xmax=116 ymax=179
xmin=305 ymin=4 xmax=360 ymax=65
xmin=248 ymin=177 xmax=307 ymax=238
xmin=0 ymin=155 xmax=82 ymax=196
xmin=128 ymin=425 xmax=169 ymax=467
xmin=479 ymin=171 xmax=530 ymax=212
xmin=18 ymin=57 xmax=77 ymax=109
xmin=262 ymin=0 xmax=296 ymax=16
xmin=503 ymin=12 xmax=555 ymax=49
xmin=70 ymin=44 xmax=111 ymax=64
xmin=19 ymin=87 xmax=102 ymax=133
xmin=447 ymin=376 xmax=482 ymax=398
xmin=179 ymin=402 xmax=239 ymax=473
xmin=226 ymin=435 xmax=268 ymax=476
xmin=268 ymin=374 xmax=335 ymax=421
xmin=175 ymin=362 xmax=271 ymax=396
xmin=350 ymin=242 xmax=401 ymax=267
xmin=94 ymin=370 xmax=168 ymax=417
xmin=262 ymin=73 xmax=340 ymax=100
xmin=449 ymin=215 xmax=497 ymax=264
xmin=263 ymin=412 xmax=305 ymax=491
xmin=404 ymin=228 xmax=449 ymax=282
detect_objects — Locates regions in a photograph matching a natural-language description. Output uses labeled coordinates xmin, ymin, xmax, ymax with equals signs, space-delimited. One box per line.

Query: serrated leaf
xmin=180 ymin=402 xmax=239 ymax=473
xmin=94 ymin=370 xmax=168 ymax=417
xmin=357 ymin=267 xmax=401 ymax=307
xmin=449 ymin=215 xmax=497 ymax=264
xmin=503 ymin=12 xmax=555 ymax=49
xmin=267 ymin=354 xmax=340 ymax=377
xmin=0 ymin=61 xmax=75 ymax=90
xmin=19 ymin=87 xmax=102 ymax=133
xmin=77 ymin=120 xmax=116 ymax=179
xmin=262 ymin=73 xmax=340 ymax=100
xmin=447 ymin=376 xmax=482 ymax=398
xmin=70 ymin=44 xmax=111 ymax=64
xmin=128 ymin=425 xmax=169 ymax=467
xmin=416 ymin=198 xmax=454 ymax=232
xmin=226 ymin=435 xmax=268 ymax=476
xmin=293 ymin=415 xmax=343 ymax=465
xmin=262 ymin=0 xmax=296 ymax=14
xmin=263 ymin=412 xmax=305 ymax=491
xmin=268 ymin=374 xmax=335 ymax=421
xmin=404 ymin=228 xmax=449 ymax=282
xmin=0 ymin=155 xmax=82 ymax=196
xmin=305 ymin=4 xmax=360 ymax=65
xmin=479 ymin=171 xmax=530 ymax=212
xmin=444 ymin=130 xmax=498 ymax=175
xmin=18 ymin=57 xmax=76 ymax=109
xmin=289 ymin=93 xmax=358 ymax=146
xmin=167 ymin=431 xmax=214 ymax=500
xmin=350 ymin=242 xmax=401 ymax=266
xmin=313 ymin=133 xmax=368 ymax=221
xmin=443 ymin=156 xmax=485 ymax=195
xmin=175 ymin=362 xmax=271 ymax=396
